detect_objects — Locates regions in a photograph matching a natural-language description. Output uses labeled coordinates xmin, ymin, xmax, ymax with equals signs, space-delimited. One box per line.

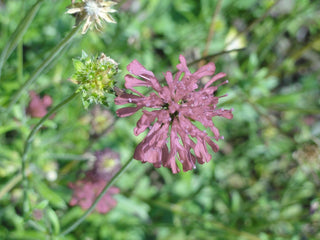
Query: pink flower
xmin=115 ymin=55 xmax=233 ymax=173
xmin=69 ymin=179 xmax=119 ymax=214
xmin=68 ymin=148 xmax=121 ymax=214
xmin=26 ymin=91 xmax=52 ymax=118
xmin=87 ymin=148 xmax=121 ymax=181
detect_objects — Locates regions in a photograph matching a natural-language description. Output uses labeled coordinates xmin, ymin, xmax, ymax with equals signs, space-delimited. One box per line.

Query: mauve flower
xmin=69 ymin=148 xmax=120 ymax=213
xmin=26 ymin=91 xmax=52 ymax=118
xmin=115 ymin=55 xmax=233 ymax=173
xmin=69 ymin=179 xmax=119 ymax=214
xmin=86 ymin=148 xmax=121 ymax=181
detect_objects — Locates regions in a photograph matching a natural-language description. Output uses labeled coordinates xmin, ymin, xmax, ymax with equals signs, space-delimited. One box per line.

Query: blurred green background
xmin=0 ymin=0 xmax=320 ymax=239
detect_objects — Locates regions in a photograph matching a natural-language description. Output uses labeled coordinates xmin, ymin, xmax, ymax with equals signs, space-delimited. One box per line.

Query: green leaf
xmin=72 ymin=59 xmax=84 ymax=72
xmin=0 ymin=0 xmax=44 ymax=79
xmin=35 ymin=200 xmax=49 ymax=210
xmin=81 ymin=50 xmax=88 ymax=59
xmin=34 ymin=181 xmax=66 ymax=209
xmin=47 ymin=208 xmax=60 ymax=235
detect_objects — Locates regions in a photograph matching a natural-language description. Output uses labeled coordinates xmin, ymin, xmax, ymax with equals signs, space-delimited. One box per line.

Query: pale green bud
xmin=71 ymin=51 xmax=118 ymax=108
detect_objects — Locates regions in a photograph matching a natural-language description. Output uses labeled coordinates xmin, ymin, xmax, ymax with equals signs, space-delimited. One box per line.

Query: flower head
xmin=69 ymin=179 xmax=119 ymax=214
xmin=68 ymin=148 xmax=121 ymax=213
xmin=115 ymin=55 xmax=233 ymax=173
xmin=66 ymin=0 xmax=117 ymax=34
xmin=87 ymin=148 xmax=121 ymax=181
xmin=26 ymin=91 xmax=52 ymax=118
xmin=71 ymin=51 xmax=118 ymax=108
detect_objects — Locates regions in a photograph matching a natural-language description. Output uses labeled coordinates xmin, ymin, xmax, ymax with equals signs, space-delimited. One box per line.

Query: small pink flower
xmin=26 ymin=91 xmax=52 ymax=118
xmin=69 ymin=179 xmax=119 ymax=214
xmin=86 ymin=148 xmax=121 ymax=181
xmin=115 ymin=55 xmax=233 ymax=173
xmin=69 ymin=148 xmax=121 ymax=214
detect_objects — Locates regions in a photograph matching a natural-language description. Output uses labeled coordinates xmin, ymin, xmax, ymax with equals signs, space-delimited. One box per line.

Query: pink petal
xmin=164 ymin=71 xmax=173 ymax=87
xmin=194 ymin=139 xmax=211 ymax=163
xmin=205 ymin=136 xmax=219 ymax=153
xmin=193 ymin=62 xmax=216 ymax=79
xmin=116 ymin=106 xmax=142 ymax=117
xmin=221 ymin=109 xmax=234 ymax=119
xmin=114 ymin=93 xmax=142 ymax=105
xmin=176 ymin=55 xmax=190 ymax=74
xmin=204 ymin=72 xmax=227 ymax=89
xmin=125 ymin=74 xmax=152 ymax=88
xmin=127 ymin=59 xmax=155 ymax=78
xmin=210 ymin=125 xmax=220 ymax=140
xmin=127 ymin=60 xmax=162 ymax=92
xmin=163 ymin=152 xmax=180 ymax=174
xmin=181 ymin=151 xmax=197 ymax=172
xmin=134 ymin=111 xmax=157 ymax=136
xmin=134 ymin=143 xmax=162 ymax=167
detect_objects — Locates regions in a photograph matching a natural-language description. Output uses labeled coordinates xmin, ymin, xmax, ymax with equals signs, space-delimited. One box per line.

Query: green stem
xmin=60 ymin=156 xmax=135 ymax=236
xmin=21 ymin=92 xmax=79 ymax=217
xmin=188 ymin=48 xmax=245 ymax=66
xmin=18 ymin=40 xmax=24 ymax=84
xmin=0 ymin=0 xmax=44 ymax=80
xmin=202 ymin=0 xmax=223 ymax=58
xmin=6 ymin=24 xmax=82 ymax=113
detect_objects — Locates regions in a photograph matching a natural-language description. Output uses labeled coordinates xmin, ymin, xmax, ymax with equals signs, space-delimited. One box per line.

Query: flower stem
xmin=6 ymin=24 xmax=82 ymax=113
xmin=0 ymin=0 xmax=44 ymax=80
xmin=201 ymin=0 xmax=223 ymax=65
xmin=21 ymin=92 xmax=79 ymax=217
xmin=60 ymin=156 xmax=135 ymax=236
xmin=187 ymin=48 xmax=245 ymax=66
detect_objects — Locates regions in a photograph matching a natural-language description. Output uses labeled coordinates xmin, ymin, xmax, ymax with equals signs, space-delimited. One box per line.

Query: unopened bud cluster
xmin=71 ymin=51 xmax=118 ymax=108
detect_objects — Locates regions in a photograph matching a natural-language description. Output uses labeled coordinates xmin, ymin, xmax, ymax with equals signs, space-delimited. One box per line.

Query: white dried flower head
xmin=66 ymin=0 xmax=117 ymax=34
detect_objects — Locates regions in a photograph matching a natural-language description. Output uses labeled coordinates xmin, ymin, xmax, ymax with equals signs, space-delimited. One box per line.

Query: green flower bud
xmin=71 ymin=51 xmax=118 ymax=108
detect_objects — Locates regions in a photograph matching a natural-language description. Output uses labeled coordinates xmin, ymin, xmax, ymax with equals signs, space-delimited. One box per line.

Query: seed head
xmin=66 ymin=0 xmax=117 ymax=34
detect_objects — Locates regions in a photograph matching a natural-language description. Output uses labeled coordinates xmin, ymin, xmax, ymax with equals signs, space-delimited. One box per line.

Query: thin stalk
xmin=6 ymin=24 xmax=82 ymax=113
xmin=0 ymin=0 xmax=44 ymax=79
xmin=18 ymin=41 xmax=23 ymax=83
xmin=187 ymin=48 xmax=245 ymax=66
xmin=60 ymin=156 xmax=134 ymax=236
xmin=17 ymin=0 xmax=25 ymax=83
xmin=21 ymin=92 xmax=79 ymax=217
xmin=199 ymin=0 xmax=223 ymax=67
